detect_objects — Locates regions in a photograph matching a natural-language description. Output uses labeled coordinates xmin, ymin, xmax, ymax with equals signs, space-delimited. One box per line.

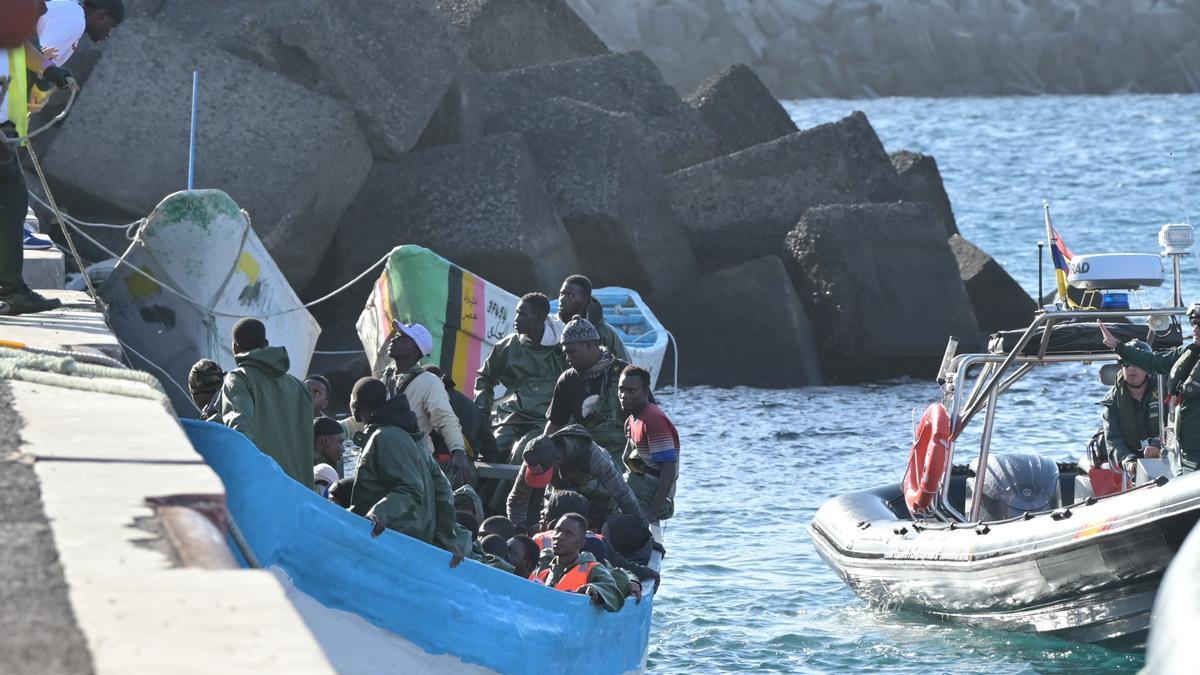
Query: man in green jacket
xmin=475 ymin=292 xmax=566 ymax=461
xmin=529 ymin=513 xmax=625 ymax=612
xmin=220 ymin=319 xmax=314 ymax=489
xmin=556 ymin=275 xmax=629 ymax=362
xmin=349 ymin=377 xmax=464 ymax=566
xmin=1102 ymin=318 xmax=1200 ymax=474
xmin=1100 ymin=340 xmax=1163 ymax=474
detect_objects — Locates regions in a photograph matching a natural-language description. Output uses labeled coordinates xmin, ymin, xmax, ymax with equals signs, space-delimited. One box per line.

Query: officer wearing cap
xmin=1100 ymin=339 xmax=1161 ymax=475
xmin=381 ymin=321 xmax=473 ymax=486
xmin=1101 ymin=308 xmax=1200 ymax=474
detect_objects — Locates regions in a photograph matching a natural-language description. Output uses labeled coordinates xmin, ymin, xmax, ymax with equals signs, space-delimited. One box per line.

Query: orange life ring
xmin=903 ymin=403 xmax=952 ymax=514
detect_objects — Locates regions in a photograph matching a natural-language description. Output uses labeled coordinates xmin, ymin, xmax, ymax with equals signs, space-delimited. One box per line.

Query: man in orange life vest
xmin=529 ymin=513 xmax=624 ymax=612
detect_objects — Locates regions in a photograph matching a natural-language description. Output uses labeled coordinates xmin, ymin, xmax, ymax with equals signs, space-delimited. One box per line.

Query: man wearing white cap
xmin=381 ymin=321 xmax=472 ymax=486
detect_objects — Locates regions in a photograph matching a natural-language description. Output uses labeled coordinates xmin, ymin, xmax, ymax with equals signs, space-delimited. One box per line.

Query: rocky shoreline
xmin=30 ymin=0 xmax=1034 ymax=393
xmin=566 ymin=0 xmax=1200 ymax=98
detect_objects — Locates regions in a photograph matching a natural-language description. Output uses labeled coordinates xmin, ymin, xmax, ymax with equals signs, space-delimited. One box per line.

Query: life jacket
xmin=530 ymin=560 xmax=596 ymax=592
xmin=5 ymin=46 xmax=28 ymax=139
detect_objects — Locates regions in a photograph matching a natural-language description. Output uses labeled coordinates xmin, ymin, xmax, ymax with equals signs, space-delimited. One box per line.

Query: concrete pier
xmin=0 ymin=290 xmax=334 ymax=673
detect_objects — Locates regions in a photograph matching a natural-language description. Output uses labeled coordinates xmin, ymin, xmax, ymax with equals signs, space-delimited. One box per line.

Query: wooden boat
xmin=99 ymin=190 xmax=320 ymax=412
xmin=183 ymin=419 xmax=660 ymax=674
xmin=356 ymin=246 xmax=672 ymax=393
xmin=582 ymin=287 xmax=671 ymax=389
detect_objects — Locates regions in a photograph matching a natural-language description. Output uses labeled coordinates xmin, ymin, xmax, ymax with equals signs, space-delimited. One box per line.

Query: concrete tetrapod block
xmin=665 ymin=111 xmax=905 ymax=272
xmin=684 ymin=63 xmax=798 ymax=157
xmin=890 ymin=150 xmax=958 ymax=236
xmin=159 ymin=0 xmax=463 ymax=158
xmin=949 ymin=234 xmax=1037 ymax=335
xmin=785 ymin=202 xmax=982 ymax=383
xmin=435 ymin=0 xmax=609 ymax=73
xmin=39 ymin=19 xmax=372 ymax=293
xmin=413 ymin=62 xmax=489 ymax=151
xmin=653 ymin=255 xmax=823 ymax=388
xmin=482 ymin=52 xmax=718 ymax=173
xmin=318 ymin=133 xmax=580 ymax=325
xmin=486 ymin=97 xmax=697 ymax=295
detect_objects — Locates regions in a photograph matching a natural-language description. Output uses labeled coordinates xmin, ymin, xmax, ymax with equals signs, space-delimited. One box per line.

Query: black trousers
xmin=0 ymin=125 xmax=26 ymax=296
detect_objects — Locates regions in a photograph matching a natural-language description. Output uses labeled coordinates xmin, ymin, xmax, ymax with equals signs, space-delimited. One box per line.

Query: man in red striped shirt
xmin=618 ymin=365 xmax=678 ymax=522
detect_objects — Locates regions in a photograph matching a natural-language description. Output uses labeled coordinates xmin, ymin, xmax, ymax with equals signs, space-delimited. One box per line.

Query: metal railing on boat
xmin=932 ymin=305 xmax=1187 ymax=522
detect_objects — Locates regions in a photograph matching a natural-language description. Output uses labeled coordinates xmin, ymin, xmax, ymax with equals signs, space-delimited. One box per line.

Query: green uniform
xmin=584 ymin=299 xmax=630 ymax=363
xmin=454 ymin=484 xmax=485 ymax=523
xmin=1115 ymin=342 xmax=1200 ymax=473
xmin=531 ymin=551 xmax=625 ymax=612
xmin=1100 ymin=373 xmax=1161 ymax=468
xmin=351 ymin=396 xmax=459 ymax=551
xmin=221 ymin=346 xmax=314 ymax=489
xmin=474 ymin=333 xmax=566 ymax=459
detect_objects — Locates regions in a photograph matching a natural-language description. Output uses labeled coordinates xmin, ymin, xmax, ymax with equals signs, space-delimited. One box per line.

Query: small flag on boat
xmin=1043 ymin=202 xmax=1076 ymax=307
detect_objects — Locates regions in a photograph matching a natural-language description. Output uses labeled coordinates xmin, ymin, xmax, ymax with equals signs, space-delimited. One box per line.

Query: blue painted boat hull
xmin=183 ymin=419 xmax=653 ymax=674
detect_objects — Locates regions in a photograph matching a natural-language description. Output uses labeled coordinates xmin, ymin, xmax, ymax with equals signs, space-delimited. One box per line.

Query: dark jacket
xmin=1100 ymin=373 xmax=1161 ymax=467
xmin=1116 ymin=342 xmax=1200 ymax=468
xmin=506 ymin=425 xmax=645 ymax=530
xmin=350 ymin=396 xmax=458 ymax=551
xmin=221 ymin=346 xmax=314 ymax=489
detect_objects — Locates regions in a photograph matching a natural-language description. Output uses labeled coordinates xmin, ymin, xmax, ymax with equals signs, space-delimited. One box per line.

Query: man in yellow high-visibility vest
xmin=1 ymin=44 xmax=66 ymax=316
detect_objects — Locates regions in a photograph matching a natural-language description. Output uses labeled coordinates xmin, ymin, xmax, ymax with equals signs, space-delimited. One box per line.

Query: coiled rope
xmin=0 ymin=346 xmax=175 ymax=413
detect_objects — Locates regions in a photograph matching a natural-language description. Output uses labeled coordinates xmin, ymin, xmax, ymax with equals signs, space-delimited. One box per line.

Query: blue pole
xmin=187 ymin=71 xmax=198 ymax=190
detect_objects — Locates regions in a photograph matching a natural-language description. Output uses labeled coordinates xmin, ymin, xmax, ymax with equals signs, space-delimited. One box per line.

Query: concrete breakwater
xmin=565 ymin=0 xmax=1200 ymax=98
xmin=30 ymin=0 xmax=1033 ymax=395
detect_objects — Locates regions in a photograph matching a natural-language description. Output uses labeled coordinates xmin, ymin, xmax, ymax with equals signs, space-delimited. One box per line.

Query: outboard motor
xmin=967 ymin=454 xmax=1060 ymax=521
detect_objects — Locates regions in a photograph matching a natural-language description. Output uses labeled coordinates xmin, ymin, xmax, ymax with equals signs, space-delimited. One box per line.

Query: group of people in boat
xmin=1098 ymin=304 xmax=1200 ymax=477
xmin=186 ymin=273 xmax=676 ymax=612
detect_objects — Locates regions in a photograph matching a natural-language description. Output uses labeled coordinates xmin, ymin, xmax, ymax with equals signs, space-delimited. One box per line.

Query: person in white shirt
xmin=36 ymin=0 xmax=85 ymax=68
xmin=23 ymin=1 xmax=122 ymax=249
xmin=380 ymin=321 xmax=473 ymax=487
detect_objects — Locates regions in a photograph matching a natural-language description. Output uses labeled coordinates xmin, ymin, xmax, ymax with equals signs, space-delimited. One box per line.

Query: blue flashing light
xmin=1101 ymin=292 xmax=1130 ymax=310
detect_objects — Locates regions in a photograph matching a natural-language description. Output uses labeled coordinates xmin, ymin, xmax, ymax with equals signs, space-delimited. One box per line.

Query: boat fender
xmin=902 ymin=403 xmax=952 ymax=515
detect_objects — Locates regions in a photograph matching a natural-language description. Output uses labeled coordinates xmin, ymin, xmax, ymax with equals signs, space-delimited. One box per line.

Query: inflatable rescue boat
xmin=811 ymin=223 xmax=1200 ymax=646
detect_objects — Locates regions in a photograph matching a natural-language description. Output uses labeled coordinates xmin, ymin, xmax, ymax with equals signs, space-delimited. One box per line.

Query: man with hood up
xmin=220 ymin=318 xmax=313 ymax=489
xmin=506 ymin=425 xmax=645 ymax=533
xmin=349 ymin=377 xmax=464 ymax=566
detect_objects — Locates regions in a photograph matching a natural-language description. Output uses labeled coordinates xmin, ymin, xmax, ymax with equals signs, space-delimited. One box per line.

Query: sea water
xmin=648 ymin=94 xmax=1200 ymax=673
